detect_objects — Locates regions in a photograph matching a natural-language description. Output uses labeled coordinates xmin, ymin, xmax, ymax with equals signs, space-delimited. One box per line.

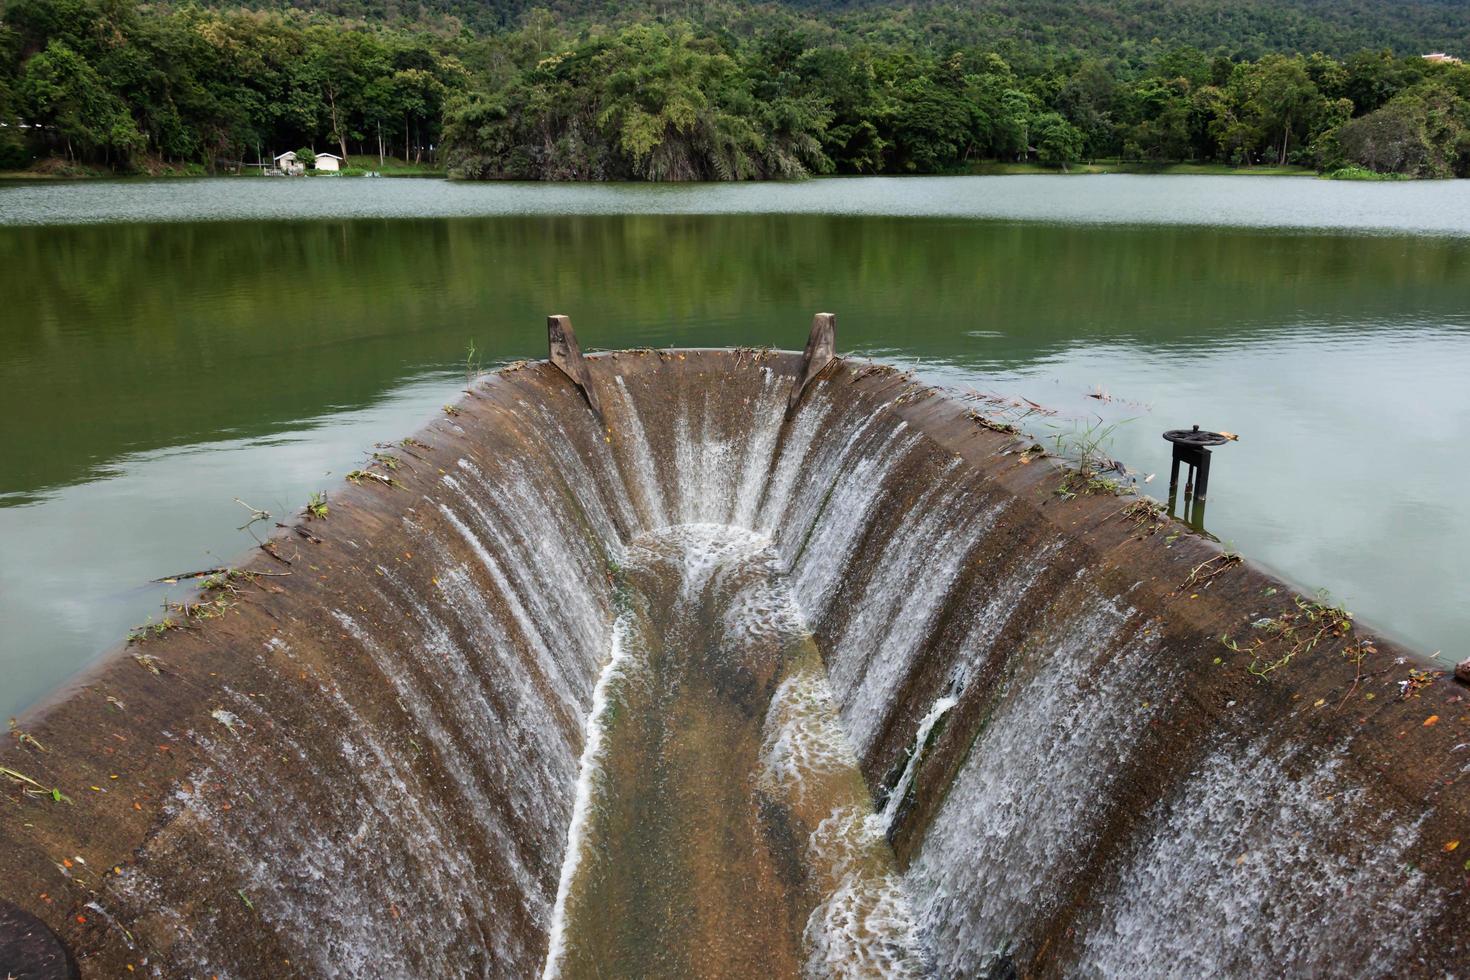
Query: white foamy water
xmin=786 ymin=422 xmax=919 ymax=617
xmin=802 ymin=807 xmax=929 ymax=980
xmin=545 ymin=520 xmax=929 ymax=977
xmin=760 ymin=665 xmax=863 ymax=806
xmin=828 ymin=486 xmax=1003 ymax=756
xmin=87 ymin=366 xmax=1460 ymax=977
xmin=541 ymin=614 xmax=636 ymax=980
xmin=611 ymin=376 xmax=670 ymax=527
xmin=905 ymin=592 xmax=1168 ymax=977
xmin=1080 ymin=741 xmax=1443 ymax=976
xmin=880 ymin=694 xmax=958 ymax=832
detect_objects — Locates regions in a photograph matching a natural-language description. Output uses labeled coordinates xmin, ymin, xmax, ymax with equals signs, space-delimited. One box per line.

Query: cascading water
xmin=541 ymin=524 xmax=926 ymax=978
xmin=2 ymin=349 xmax=1465 ymax=979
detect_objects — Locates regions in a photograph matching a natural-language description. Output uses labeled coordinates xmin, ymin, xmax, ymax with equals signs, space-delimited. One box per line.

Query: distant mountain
xmin=206 ymin=0 xmax=1469 ymax=58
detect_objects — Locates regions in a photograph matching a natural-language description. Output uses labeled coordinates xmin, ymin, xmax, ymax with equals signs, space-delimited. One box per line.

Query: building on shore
xmin=272 ymin=150 xmax=305 ymax=176
xmin=314 ymin=153 xmax=343 ymax=173
xmin=1423 ymin=52 xmax=1462 ymax=64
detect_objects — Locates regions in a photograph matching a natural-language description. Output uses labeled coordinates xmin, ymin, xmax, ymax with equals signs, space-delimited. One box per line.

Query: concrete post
xmin=787 ymin=312 xmax=837 ymax=416
xmin=547 ymin=314 xmax=603 ymax=421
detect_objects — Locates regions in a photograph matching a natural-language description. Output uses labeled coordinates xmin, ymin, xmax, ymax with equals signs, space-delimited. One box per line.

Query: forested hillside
xmin=2 ymin=0 xmax=1467 ymax=179
xmin=184 ymin=0 xmax=1470 ymax=60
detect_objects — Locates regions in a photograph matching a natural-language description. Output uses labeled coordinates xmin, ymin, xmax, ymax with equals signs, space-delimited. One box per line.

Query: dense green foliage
xmin=0 ymin=0 xmax=466 ymax=169
xmin=2 ymin=0 xmax=1468 ymax=177
xmin=170 ymin=0 xmax=1470 ymax=62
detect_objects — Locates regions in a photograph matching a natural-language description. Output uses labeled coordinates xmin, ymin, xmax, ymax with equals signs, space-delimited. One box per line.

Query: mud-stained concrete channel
xmin=0 ymin=343 xmax=1467 ymax=978
xmin=548 ymin=525 xmax=922 ymax=978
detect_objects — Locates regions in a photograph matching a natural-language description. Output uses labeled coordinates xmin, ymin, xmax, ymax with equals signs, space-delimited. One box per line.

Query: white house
xmin=272 ymin=150 xmax=305 ymax=176
xmin=314 ymin=153 xmax=343 ymax=172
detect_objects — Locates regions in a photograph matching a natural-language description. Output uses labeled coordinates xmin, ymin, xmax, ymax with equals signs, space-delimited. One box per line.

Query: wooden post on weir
xmin=547 ymin=314 xmax=603 ymax=422
xmin=787 ymin=312 xmax=837 ymax=418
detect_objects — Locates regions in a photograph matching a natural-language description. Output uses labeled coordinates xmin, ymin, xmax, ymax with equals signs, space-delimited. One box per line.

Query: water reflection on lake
xmin=1 ymin=177 xmax=1467 ymax=718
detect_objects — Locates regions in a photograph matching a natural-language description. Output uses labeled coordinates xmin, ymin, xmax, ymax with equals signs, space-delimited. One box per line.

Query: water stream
xmin=546 ymin=525 xmax=925 ymax=978
xmin=4 ymin=351 xmax=1459 ymax=975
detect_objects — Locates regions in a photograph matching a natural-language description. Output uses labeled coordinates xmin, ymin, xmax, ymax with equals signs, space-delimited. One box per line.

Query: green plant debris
xmin=893 ymin=381 xmax=933 ymax=405
xmin=1119 ymin=497 xmax=1168 ymax=536
xmin=395 ymin=437 xmax=432 ymax=460
xmin=169 ymin=595 xmax=232 ymax=622
xmin=346 ymin=468 xmax=403 ymax=489
xmin=965 ymin=408 xmax=1018 ymax=435
xmin=1177 ymin=553 xmax=1242 ymax=593
xmin=1335 ymin=637 xmax=1381 ymax=708
xmin=732 ymin=346 xmax=774 ymax=367
xmin=305 ymin=491 xmax=329 ymax=520
xmin=465 ymin=339 xmax=482 ymax=386
xmin=1399 ymin=667 xmax=1439 ymax=700
xmin=128 ymin=617 xmax=179 ymax=643
xmin=1 ymin=765 xmax=70 ymax=804
xmin=8 ymin=719 xmax=45 ymax=752
xmin=131 ymin=588 xmax=237 ymax=643
xmin=370 ymin=451 xmax=402 ymax=471
xmin=1221 ymin=590 xmax=1354 ymax=678
xmin=237 ymin=889 xmax=254 ymax=912
xmin=850 ymin=362 xmax=893 ymax=383
xmin=442 ymin=404 xmax=461 ymax=417
xmin=131 ymin=652 xmax=168 ymax=674
xmin=1049 ymin=419 xmax=1138 ymax=499
xmin=198 ymin=568 xmax=267 ymax=595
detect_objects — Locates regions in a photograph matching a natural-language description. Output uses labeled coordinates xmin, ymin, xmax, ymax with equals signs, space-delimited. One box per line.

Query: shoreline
xmin=0 ymin=161 xmax=1346 ymax=182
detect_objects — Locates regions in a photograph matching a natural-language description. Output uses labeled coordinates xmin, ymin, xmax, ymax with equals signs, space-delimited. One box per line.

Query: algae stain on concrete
xmin=545 ymin=524 xmax=926 ymax=979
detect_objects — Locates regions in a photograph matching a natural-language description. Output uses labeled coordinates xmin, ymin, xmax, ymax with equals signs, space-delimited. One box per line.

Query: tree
xmin=993 ymin=89 xmax=1035 ymax=160
xmin=1056 ymin=60 xmax=1119 ymax=160
xmin=294 ymin=27 xmax=384 ymax=163
xmin=1241 ymin=55 xmax=1325 ymax=165
xmin=1032 ymin=111 xmax=1084 ymax=168
xmin=795 ymin=46 xmax=886 ymax=173
xmin=885 ymin=73 xmax=974 ymax=172
xmin=18 ymin=39 xmax=143 ymax=163
xmin=1124 ymin=75 xmax=1194 ymax=160
xmin=1340 ymin=83 xmax=1470 ymax=177
xmin=1337 ymin=101 xmax=1426 ymax=173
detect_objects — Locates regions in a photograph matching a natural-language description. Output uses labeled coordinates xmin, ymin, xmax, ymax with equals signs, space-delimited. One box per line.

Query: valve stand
xmin=1163 ymin=425 xmax=1234 ymax=534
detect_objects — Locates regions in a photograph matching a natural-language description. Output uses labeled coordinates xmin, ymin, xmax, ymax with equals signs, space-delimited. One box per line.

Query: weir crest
xmin=0 ymin=325 xmax=1466 ymax=978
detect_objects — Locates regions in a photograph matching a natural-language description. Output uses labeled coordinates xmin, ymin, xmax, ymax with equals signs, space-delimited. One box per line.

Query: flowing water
xmin=0 ymin=342 xmax=1460 ymax=976
xmin=1 ymin=176 xmax=1468 ymax=735
xmin=546 ymin=525 xmax=924 ymax=978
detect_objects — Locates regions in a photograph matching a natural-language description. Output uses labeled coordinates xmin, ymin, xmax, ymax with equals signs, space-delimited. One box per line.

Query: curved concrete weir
xmin=1 ymin=330 xmax=1468 ymax=977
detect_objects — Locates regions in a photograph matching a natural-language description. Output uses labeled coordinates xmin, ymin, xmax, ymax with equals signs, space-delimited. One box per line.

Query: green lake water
xmin=2 ymin=175 xmax=1468 ymax=720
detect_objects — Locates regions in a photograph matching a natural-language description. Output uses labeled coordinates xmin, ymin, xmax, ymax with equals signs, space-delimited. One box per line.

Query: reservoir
xmin=2 ymin=174 xmax=1468 ymax=722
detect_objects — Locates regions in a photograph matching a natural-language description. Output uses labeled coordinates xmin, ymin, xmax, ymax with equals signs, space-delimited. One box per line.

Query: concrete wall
xmin=1 ymin=350 xmax=1466 ymax=977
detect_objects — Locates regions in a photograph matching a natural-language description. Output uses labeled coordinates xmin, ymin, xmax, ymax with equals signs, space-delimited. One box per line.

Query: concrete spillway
xmin=2 ymin=333 xmax=1468 ymax=978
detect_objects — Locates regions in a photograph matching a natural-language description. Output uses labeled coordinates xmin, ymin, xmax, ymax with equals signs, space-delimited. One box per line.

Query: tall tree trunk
xmin=325 ymin=85 xmax=349 ymax=163
xmin=377 ymin=122 xmax=384 ymax=168
xmin=404 ymin=116 xmax=410 ymax=164
xmin=1279 ymin=113 xmax=1291 ymax=166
